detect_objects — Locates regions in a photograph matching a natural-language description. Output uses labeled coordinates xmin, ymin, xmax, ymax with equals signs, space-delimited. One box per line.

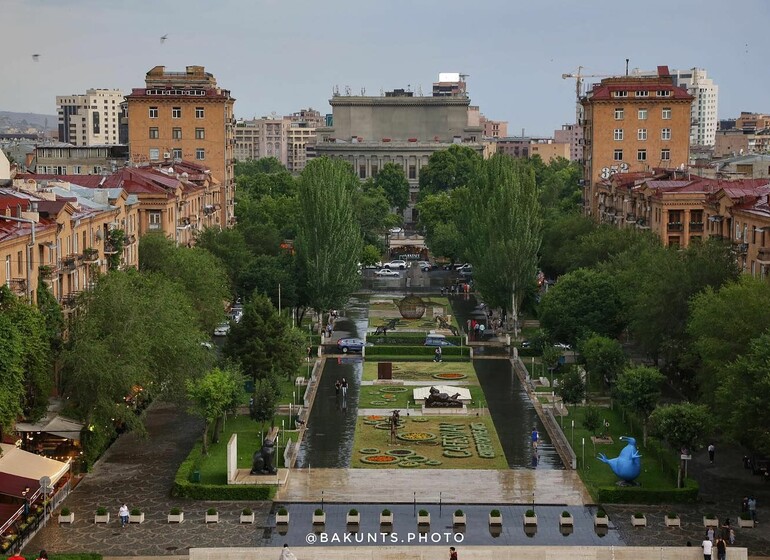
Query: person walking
xmin=708 ymin=443 xmax=715 ymax=464
xmin=279 ymin=544 xmax=297 ymax=560
xmin=341 ymin=378 xmax=348 ymax=398
xmin=715 ymin=537 xmax=726 ymax=560
xmin=748 ymin=496 xmax=757 ymax=523
xmin=334 ymin=379 xmax=341 ymax=397
xmin=706 ymin=527 xmax=714 ymax=542
xmin=531 ymin=427 xmax=539 ymax=449
xmin=35 ymin=550 xmax=48 ymax=560
xmin=118 ymin=503 xmax=129 ymax=527
xmin=702 ymin=535 xmax=713 ymax=560
xmin=449 ymin=546 xmax=458 ymax=560
xmin=729 ymin=528 xmax=735 ymax=545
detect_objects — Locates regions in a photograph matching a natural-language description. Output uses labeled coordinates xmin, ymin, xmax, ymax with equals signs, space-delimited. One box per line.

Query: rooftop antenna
xmin=625 ymin=58 xmax=629 ymax=76
xmin=417 ymin=85 xmax=423 ymax=97
xmin=344 ymin=85 xmax=351 ymax=96
xmin=333 ymin=85 xmax=339 ymax=96
xmin=360 ymin=87 xmax=366 ymax=96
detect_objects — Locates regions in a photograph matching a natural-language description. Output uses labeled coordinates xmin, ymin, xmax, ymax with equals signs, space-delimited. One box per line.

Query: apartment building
xmin=56 ymin=89 xmax=125 ymax=146
xmin=735 ymin=112 xmax=770 ymax=133
xmin=581 ymin=66 xmax=693 ymax=217
xmin=496 ymin=137 xmax=570 ymax=163
xmin=631 ymin=67 xmax=718 ymax=146
xmin=234 ymin=117 xmax=288 ymax=165
xmin=126 ymin=66 xmax=236 ymax=227
xmin=34 ymin=145 xmax=129 ymax=175
xmin=286 ymin=108 xmax=325 ymax=173
xmin=479 ymin=114 xmax=508 ymax=138
xmin=554 ymin=123 xmax=584 ymax=161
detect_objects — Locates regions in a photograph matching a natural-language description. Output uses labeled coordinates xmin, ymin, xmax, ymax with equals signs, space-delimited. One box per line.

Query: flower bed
xmin=385 ymin=449 xmax=416 ymax=457
xmin=360 ymin=448 xmax=380 ymax=454
xmin=397 ymin=431 xmax=438 ymax=442
xmin=360 ymin=454 xmax=401 ymax=465
xmin=432 ymin=372 xmax=468 ymax=380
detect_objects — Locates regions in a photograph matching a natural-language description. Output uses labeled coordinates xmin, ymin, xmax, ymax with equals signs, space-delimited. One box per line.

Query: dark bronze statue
xmin=424 ymin=386 xmax=463 ymax=408
xmin=251 ymin=437 xmax=278 ymax=475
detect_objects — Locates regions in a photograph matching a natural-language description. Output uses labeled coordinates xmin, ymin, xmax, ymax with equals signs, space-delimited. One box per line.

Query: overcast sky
xmin=2 ymin=0 xmax=768 ymax=136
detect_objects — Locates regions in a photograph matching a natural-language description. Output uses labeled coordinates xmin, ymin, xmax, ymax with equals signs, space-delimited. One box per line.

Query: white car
xmin=214 ymin=322 xmax=231 ymax=336
xmin=375 ymin=268 xmax=400 ymax=277
xmin=388 ymin=227 xmax=404 ymax=235
xmin=554 ymin=342 xmax=571 ymax=350
xmin=383 ymin=260 xmax=407 ymax=270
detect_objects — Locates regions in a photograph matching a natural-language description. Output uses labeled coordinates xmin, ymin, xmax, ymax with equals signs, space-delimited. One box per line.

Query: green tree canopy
xmin=238 ymin=253 xmax=299 ymax=312
xmin=613 ymin=365 xmax=665 ymax=445
xmin=418 ymin=144 xmax=482 ymax=197
xmin=375 ymin=162 xmax=410 ymax=213
xmin=557 ymin=368 xmax=586 ymax=407
xmin=0 ymin=303 xmax=24 ymax=436
xmin=579 ymin=334 xmax=627 ymax=387
xmin=187 ymin=365 xmax=243 ymax=454
xmin=414 ymin=190 xmax=465 ymax=261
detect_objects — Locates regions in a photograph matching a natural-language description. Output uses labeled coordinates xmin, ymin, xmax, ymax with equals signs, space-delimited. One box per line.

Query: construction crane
xmin=561 ymin=66 xmax=613 ymax=126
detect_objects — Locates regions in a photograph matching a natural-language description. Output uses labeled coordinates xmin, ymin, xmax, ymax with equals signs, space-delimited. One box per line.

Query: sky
xmin=2 ymin=0 xmax=769 ymax=136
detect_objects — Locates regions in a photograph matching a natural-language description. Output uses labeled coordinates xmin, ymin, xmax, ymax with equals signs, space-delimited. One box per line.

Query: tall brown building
xmin=126 ymin=66 xmax=236 ymax=227
xmin=581 ymin=66 xmax=693 ymax=216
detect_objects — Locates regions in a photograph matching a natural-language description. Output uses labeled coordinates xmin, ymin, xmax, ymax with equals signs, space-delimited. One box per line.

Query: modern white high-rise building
xmin=630 ymin=68 xmax=718 ymax=146
xmin=56 ymin=89 xmax=125 ymax=146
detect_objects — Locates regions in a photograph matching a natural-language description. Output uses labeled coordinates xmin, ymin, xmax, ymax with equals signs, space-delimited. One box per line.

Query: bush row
xmin=517 ymin=347 xmax=542 ymax=358
xmin=366 ymin=345 xmax=468 ymax=357
xmin=366 ymin=355 xmax=468 ymax=363
xmin=171 ymin=442 xmax=275 ymax=501
xmin=597 ymin=478 xmax=699 ymax=504
xmin=367 ymin=335 xmax=462 ymax=346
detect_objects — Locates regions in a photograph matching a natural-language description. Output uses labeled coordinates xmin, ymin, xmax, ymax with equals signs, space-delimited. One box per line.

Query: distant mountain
xmin=0 ymin=111 xmax=57 ymax=133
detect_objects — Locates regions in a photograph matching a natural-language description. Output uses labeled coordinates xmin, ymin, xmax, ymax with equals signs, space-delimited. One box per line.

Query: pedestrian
xmin=708 ymin=443 xmax=715 ymax=464
xmin=9 ymin=550 xmax=25 ymax=560
xmin=479 ymin=323 xmax=486 ymax=339
xmin=748 ymin=496 xmax=757 ymax=523
xmin=702 ymin=535 xmax=713 ymax=560
xmin=449 ymin=546 xmax=458 ymax=560
xmin=35 ymin=550 xmax=48 ymax=560
xmin=341 ymin=378 xmax=348 ymax=398
xmin=334 ymin=379 xmax=341 ymax=397
xmin=434 ymin=347 xmax=442 ymax=363
xmin=531 ymin=427 xmax=539 ymax=449
xmin=742 ymin=496 xmax=749 ymax=512
xmin=279 ymin=544 xmax=297 ymax=560
xmin=307 ymin=346 xmax=313 ymax=363
xmin=118 ymin=503 xmax=129 ymax=527
xmin=729 ymin=528 xmax=735 ymax=545
xmin=707 ymin=527 xmax=714 ymax=542
xmin=715 ymin=537 xmax=726 ymax=560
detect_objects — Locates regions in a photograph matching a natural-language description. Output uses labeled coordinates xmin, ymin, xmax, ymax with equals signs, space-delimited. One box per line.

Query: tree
xmin=375 ymin=162 xmax=410 ymax=213
xmin=613 ymin=365 xmax=665 ymax=446
xmin=250 ymin=377 xmax=278 ymax=431
xmin=239 ymin=253 xmax=299 ymax=312
xmin=717 ymin=332 xmax=770 ymax=457
xmin=414 ymin=191 xmax=465 ymax=261
xmin=224 ymin=293 xmax=304 ymax=381
xmin=649 ymin=403 xmax=713 ymax=487
xmin=538 ymin=268 xmax=625 ymax=346
xmin=539 ymin=213 xmax=595 ymax=279
xmin=465 ymin=155 xmax=542 ymax=321
xmin=295 ymin=158 xmax=363 ymax=321
xmin=0 ymin=304 xmax=24 ymax=437
xmin=195 ymin=227 xmax=253 ymax=294
xmin=579 ymin=334 xmax=627 ymax=387
xmin=557 ymin=368 xmax=586 ymax=407
xmin=418 ymin=144 xmax=482 ymax=196
xmin=355 ymin=182 xmax=395 ymax=247
xmin=187 ymin=366 xmax=242 ymax=454
xmin=360 ymin=244 xmax=382 ymax=267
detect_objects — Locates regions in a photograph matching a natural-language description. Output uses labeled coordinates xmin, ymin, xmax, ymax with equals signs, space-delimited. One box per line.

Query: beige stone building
xmin=56 ymin=89 xmax=125 ymax=146
xmin=581 ymin=66 xmax=693 ymax=217
xmin=234 ymin=117 xmax=288 ymax=165
xmin=286 ymin=108 xmax=325 ymax=173
xmin=34 ymin=145 xmax=129 ymax=175
xmin=126 ymin=66 xmax=236 ymax=227
xmin=554 ymin=123 xmax=584 ymax=161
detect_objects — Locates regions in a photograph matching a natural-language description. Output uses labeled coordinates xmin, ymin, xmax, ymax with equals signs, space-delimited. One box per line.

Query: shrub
xmin=418 ymin=509 xmax=429 ymax=516
xmin=96 ymin=507 xmax=107 ymax=516
xmin=169 ymin=507 xmax=181 ymax=515
xmin=596 ymin=509 xmax=607 ymax=518
xmin=490 ymin=509 xmax=501 ymax=517
xmin=277 ymin=507 xmax=288 ymax=516
xmin=60 ymin=507 xmax=71 ymax=516
xmin=454 ymin=509 xmax=464 ymax=517
xmin=242 ymin=508 xmax=253 ymax=516
xmin=366 ymin=345 xmax=465 ymax=357
xmin=130 ymin=508 xmax=141 ymax=516
xmin=348 ymin=508 xmax=358 ymax=516
xmin=314 ymin=508 xmax=324 ymax=516
xmin=596 ymin=478 xmax=699 ymax=504
xmin=705 ymin=513 xmax=716 ymax=519
xmin=525 ymin=509 xmax=535 ymax=517
xmin=582 ymin=405 xmax=602 ymax=434
xmin=561 ymin=511 xmax=571 ymax=517
xmin=207 ymin=508 xmax=217 ymax=516
xmin=667 ymin=512 xmax=678 ymax=519
xmin=382 ymin=509 xmax=392 ymax=516
xmin=740 ymin=512 xmax=752 ymax=520
xmin=633 ymin=512 xmax=645 ymax=519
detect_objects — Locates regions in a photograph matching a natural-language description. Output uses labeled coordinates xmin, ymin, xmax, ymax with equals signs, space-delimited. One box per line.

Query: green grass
xmin=351 ymin=415 xmax=507 ymax=469
xmin=362 ymin=360 xmax=478 ymax=383
xmin=359 ymin=384 xmax=487 ymax=409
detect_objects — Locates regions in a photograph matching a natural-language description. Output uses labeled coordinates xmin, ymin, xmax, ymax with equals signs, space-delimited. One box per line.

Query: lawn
xmin=367 ymin=298 xmax=458 ymax=331
xmin=196 ymin=414 xmax=292 ymax=485
xmin=362 ymin=360 xmax=478 ymax=383
xmin=351 ymin=415 xmax=507 ymax=470
xmin=359 ymin=384 xmax=487 ymax=409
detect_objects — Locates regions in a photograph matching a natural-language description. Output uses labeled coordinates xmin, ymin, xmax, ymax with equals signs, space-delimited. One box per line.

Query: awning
xmin=15 ymin=414 xmax=84 ymax=442
xmin=0 ymin=444 xmax=70 ymax=498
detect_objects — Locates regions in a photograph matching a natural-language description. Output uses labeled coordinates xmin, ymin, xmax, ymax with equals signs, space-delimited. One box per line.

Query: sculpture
xmin=251 ymin=437 xmax=278 ymax=475
xmin=424 ymin=386 xmax=463 ymax=408
xmin=597 ymin=435 xmax=642 ymax=484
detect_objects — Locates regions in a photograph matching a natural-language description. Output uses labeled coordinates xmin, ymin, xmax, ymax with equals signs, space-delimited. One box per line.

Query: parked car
xmin=520 ymin=340 xmax=532 ymax=349
xmin=418 ymin=260 xmax=435 ymax=272
xmin=554 ymin=342 xmax=571 ymax=350
xmin=337 ymin=337 xmax=367 ymax=353
xmin=388 ymin=227 xmax=404 ymax=235
xmin=424 ymin=333 xmax=456 ymax=347
xmin=213 ymin=322 xmax=231 ymax=336
xmin=374 ymin=268 xmax=400 ymax=277
xmin=383 ymin=259 xmax=407 ymax=270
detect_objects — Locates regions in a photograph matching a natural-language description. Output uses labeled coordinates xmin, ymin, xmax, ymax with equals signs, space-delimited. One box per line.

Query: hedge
xmin=597 ymin=478 xmax=699 ymax=504
xmin=366 ymin=345 xmax=467 ymax=357
xmin=366 ymin=355 xmax=468 ymax=362
xmin=171 ymin=442 xmax=275 ymax=501
xmin=517 ymin=347 xmax=542 ymax=358
xmin=368 ymin=334 xmax=462 ymax=346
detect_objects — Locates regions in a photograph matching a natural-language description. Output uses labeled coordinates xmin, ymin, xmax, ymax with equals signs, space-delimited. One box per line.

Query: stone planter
xmin=312 ymin=512 xmax=326 ymax=525
xmin=631 ymin=514 xmax=647 ymax=527
xmin=594 ymin=514 xmax=609 ymax=526
xmin=129 ymin=513 xmax=144 ymax=524
xmin=739 ymin=517 xmax=754 ymax=529
xmin=417 ymin=512 xmax=431 ymax=525
xmin=346 ymin=512 xmax=360 ymax=525
xmin=559 ymin=513 xmax=574 ymax=526
xmin=276 ymin=511 xmax=290 ymax=524
xmin=94 ymin=513 xmax=110 ymax=524
xmin=524 ymin=513 xmax=538 ymax=526
xmin=205 ymin=512 xmax=219 ymax=523
xmin=59 ymin=512 xmax=74 ymax=524
xmin=453 ymin=513 xmax=466 ymax=526
xmin=240 ymin=512 xmax=255 ymax=524
xmin=168 ymin=512 xmax=184 ymax=523
xmin=665 ymin=515 xmax=681 ymax=527
xmin=703 ymin=516 xmax=719 ymax=528
xmin=380 ymin=512 xmax=394 ymax=525
xmin=489 ymin=513 xmax=503 ymax=526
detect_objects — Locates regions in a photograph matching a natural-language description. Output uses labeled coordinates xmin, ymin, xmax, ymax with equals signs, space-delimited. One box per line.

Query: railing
xmin=689 ymin=221 xmax=704 ymax=232
xmin=103 ymin=243 xmax=118 ymax=255
xmin=667 ymin=222 xmax=683 ymax=232
xmin=81 ymin=250 xmax=99 ymax=262
xmin=735 ymin=243 xmax=749 ymax=254
xmin=148 ymin=223 xmax=162 ymax=231
xmin=8 ymin=278 xmax=27 ymax=295
xmin=124 ymin=234 xmax=137 ymax=246
xmin=757 ymin=248 xmax=770 ymax=262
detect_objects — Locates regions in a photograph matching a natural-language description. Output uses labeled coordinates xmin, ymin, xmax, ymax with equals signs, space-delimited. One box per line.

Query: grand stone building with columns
xmin=314 ymin=86 xmax=485 ymax=222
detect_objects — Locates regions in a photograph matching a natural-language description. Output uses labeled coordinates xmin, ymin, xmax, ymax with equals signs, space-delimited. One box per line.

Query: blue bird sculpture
xmin=597 ymin=435 xmax=642 ymax=483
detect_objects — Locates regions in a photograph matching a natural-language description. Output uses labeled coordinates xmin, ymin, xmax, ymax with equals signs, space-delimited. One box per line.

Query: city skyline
xmin=2 ymin=0 xmax=768 ymax=136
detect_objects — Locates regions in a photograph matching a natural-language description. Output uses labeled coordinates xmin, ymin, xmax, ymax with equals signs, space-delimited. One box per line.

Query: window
xmin=635 ymin=90 xmax=649 ymax=97
xmin=638 ymin=109 xmax=648 ymax=120
xmin=195 ymin=128 xmax=205 ymax=140
xmin=661 ymin=128 xmax=672 ymax=140
xmin=149 ymin=106 xmax=158 ymax=118
xmin=657 ymin=90 xmax=672 ymax=97
xmin=661 ymin=149 xmax=671 ymax=161
xmin=359 ymin=165 xmax=366 ymax=179
xmin=195 ymin=107 xmax=204 ymax=119
xmin=371 ymin=164 xmax=378 ymax=177
xmin=72 ymin=165 xmax=82 ymax=174
xmin=17 ymin=250 xmax=23 ymax=274
xmin=662 ymin=108 xmax=672 ymax=120
xmin=637 ymin=149 xmax=647 ymax=161
xmin=149 ymin=127 xmax=159 ymax=139
xmin=613 ymin=90 xmax=628 ymax=98
xmin=148 ymin=211 xmax=162 ymax=231
xmin=172 ymin=148 xmax=182 ymax=159
xmin=196 ymin=148 xmax=205 ymax=160
xmin=613 ymin=129 xmax=623 ymax=141
xmin=614 ymin=108 xmax=624 ymax=120
xmin=172 ymin=107 xmax=181 ymax=119
xmin=638 ymin=128 xmax=647 ymax=141
xmin=409 ymin=165 xmax=417 ymax=180
xmin=613 ymin=149 xmax=623 ymax=161
xmin=172 ymin=127 xmax=182 ymax=140
xmin=149 ymin=148 xmax=160 ymax=160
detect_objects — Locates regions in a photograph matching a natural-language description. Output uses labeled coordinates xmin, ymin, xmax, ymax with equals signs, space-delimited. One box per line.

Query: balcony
xmin=667 ymin=222 xmax=683 ymax=232
xmin=734 ymin=243 xmax=749 ymax=254
xmin=60 ymin=291 xmax=81 ymax=309
xmin=757 ymin=247 xmax=770 ymax=264
xmin=8 ymin=278 xmax=27 ymax=296
xmin=81 ymin=248 xmax=99 ymax=263
xmin=626 ymin=213 xmax=637 ymax=223
xmin=689 ymin=221 xmax=704 ymax=232
xmin=124 ymin=234 xmax=137 ymax=246
xmin=61 ymin=255 xmax=78 ymax=271
xmin=103 ymin=243 xmax=118 ymax=255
